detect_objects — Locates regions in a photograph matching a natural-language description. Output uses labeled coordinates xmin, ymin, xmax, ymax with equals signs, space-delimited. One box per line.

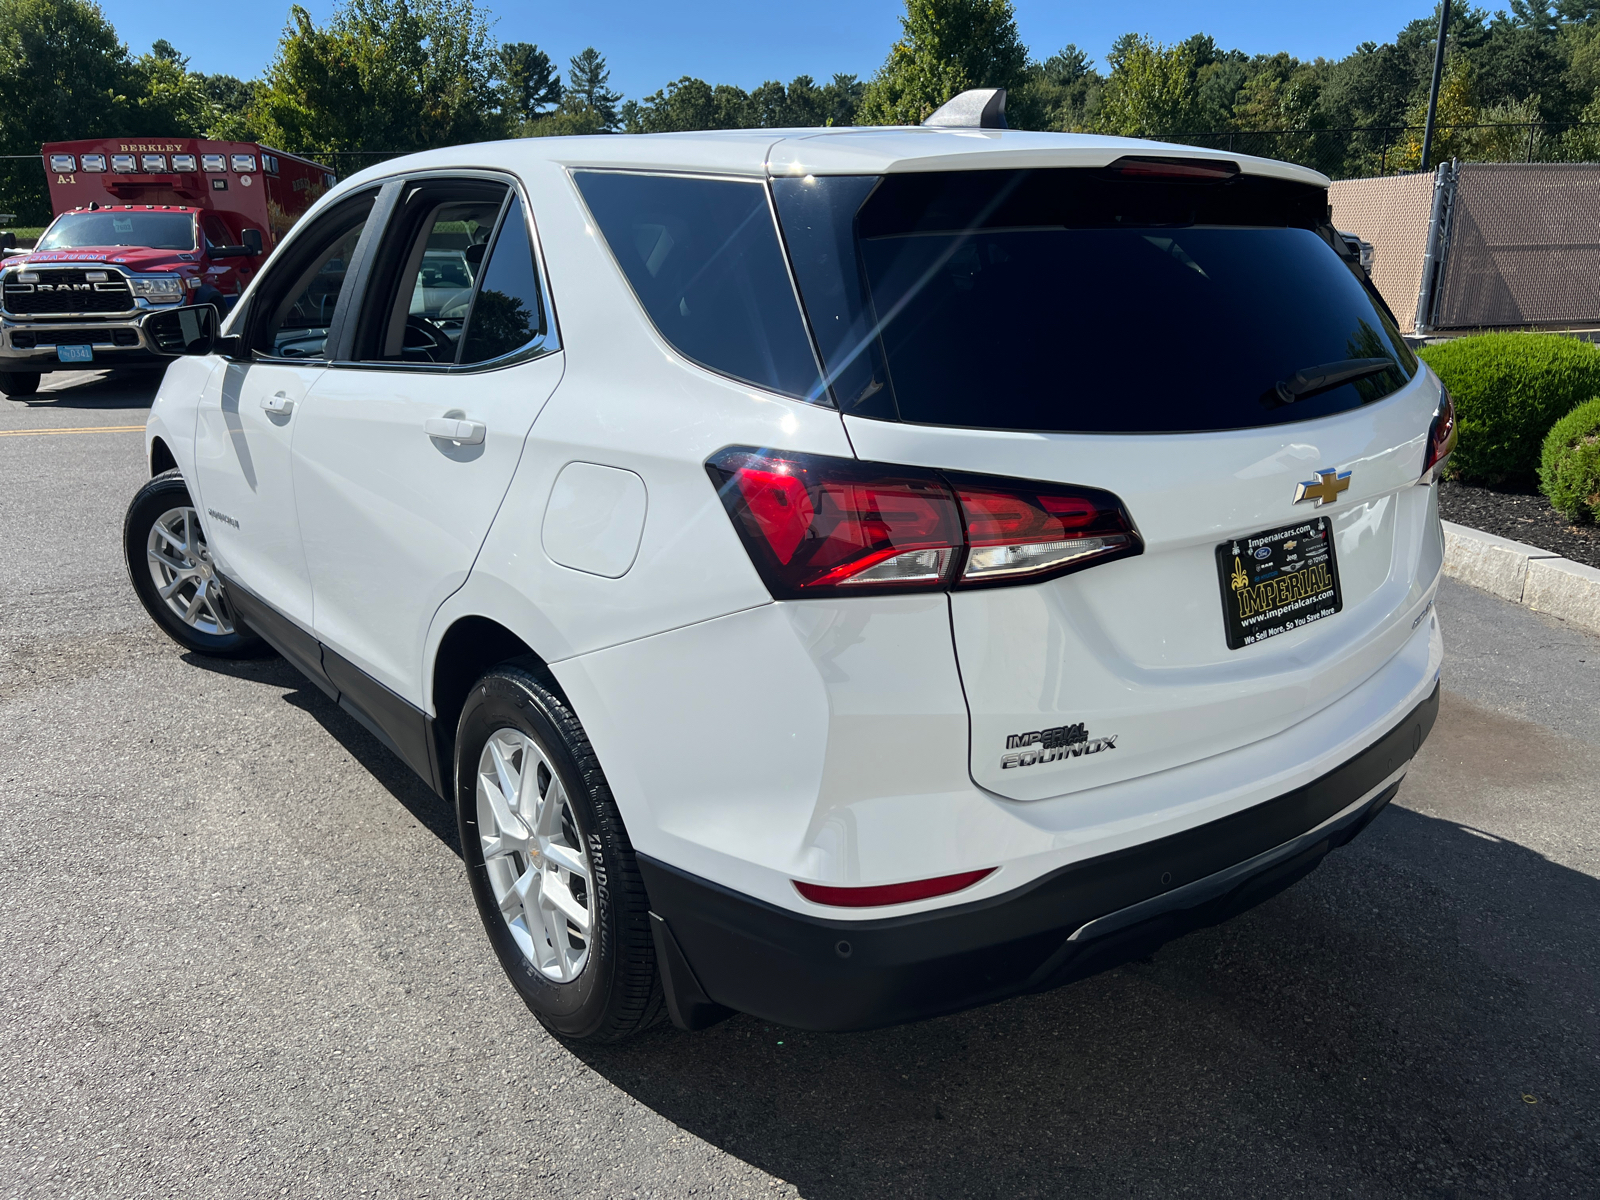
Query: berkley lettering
xmin=1236 ymin=562 xmax=1333 ymax=620
xmin=118 ymin=143 xmax=186 ymax=152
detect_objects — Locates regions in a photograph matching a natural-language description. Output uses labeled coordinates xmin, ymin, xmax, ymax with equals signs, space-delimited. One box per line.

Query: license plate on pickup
xmin=56 ymin=345 xmax=93 ymax=363
xmin=1215 ymin=516 xmax=1342 ymax=650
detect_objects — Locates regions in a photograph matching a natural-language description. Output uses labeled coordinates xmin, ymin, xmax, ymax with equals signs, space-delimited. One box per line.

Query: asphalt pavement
xmin=2 ymin=370 xmax=1597 ymax=1198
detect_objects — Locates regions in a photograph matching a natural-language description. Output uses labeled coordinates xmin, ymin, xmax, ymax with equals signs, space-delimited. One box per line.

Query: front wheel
xmin=123 ymin=470 xmax=268 ymax=658
xmin=0 ymin=370 xmax=41 ymax=397
xmin=456 ymin=662 xmax=664 ymax=1042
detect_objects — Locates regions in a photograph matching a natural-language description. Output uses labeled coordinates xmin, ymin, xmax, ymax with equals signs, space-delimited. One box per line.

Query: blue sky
xmin=97 ymin=0 xmax=1447 ymax=98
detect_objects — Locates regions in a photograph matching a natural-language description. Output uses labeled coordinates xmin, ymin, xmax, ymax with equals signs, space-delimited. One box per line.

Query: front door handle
xmin=424 ymin=417 xmax=486 ymax=445
xmin=261 ymin=391 xmax=293 ymax=414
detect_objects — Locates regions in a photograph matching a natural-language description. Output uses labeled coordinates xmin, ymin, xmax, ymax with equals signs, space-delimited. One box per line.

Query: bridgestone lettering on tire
xmin=455 ymin=661 xmax=664 ymax=1042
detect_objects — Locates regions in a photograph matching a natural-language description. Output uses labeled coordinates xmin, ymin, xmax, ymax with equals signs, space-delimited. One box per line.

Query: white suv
xmin=125 ymin=102 xmax=1451 ymax=1043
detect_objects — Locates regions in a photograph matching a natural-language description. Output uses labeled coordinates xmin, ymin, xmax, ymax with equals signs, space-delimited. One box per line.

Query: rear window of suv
xmin=773 ymin=167 xmax=1418 ymax=433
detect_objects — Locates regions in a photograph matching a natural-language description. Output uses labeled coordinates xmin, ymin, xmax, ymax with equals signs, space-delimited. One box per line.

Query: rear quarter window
xmin=574 ymin=171 xmax=823 ymax=400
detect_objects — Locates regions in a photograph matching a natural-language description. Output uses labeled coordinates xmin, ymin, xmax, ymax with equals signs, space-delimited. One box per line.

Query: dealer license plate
xmin=1215 ymin=516 xmax=1342 ymax=650
xmin=56 ymin=345 xmax=93 ymax=363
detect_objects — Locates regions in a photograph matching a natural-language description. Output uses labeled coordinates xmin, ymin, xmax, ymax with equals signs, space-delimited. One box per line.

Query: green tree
xmin=857 ymin=0 xmax=1032 ymax=126
xmin=1091 ymin=34 xmax=1204 ymax=135
xmin=253 ymin=0 xmax=505 ymax=158
xmin=0 ymin=0 xmax=144 ymax=221
xmin=565 ymin=47 xmax=621 ymax=129
xmin=497 ymin=41 xmax=561 ymax=124
xmin=1026 ymin=44 xmax=1104 ymax=129
xmin=623 ymin=73 xmax=863 ymax=133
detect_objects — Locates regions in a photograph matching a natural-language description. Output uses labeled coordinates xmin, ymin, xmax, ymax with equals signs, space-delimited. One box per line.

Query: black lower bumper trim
xmin=640 ymin=682 xmax=1438 ymax=1032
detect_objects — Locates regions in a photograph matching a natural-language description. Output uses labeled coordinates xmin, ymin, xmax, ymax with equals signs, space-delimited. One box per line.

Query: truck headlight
xmin=131 ymin=277 xmax=183 ymax=301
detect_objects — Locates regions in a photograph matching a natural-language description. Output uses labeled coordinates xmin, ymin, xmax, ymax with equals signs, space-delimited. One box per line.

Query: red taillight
xmin=1422 ymin=387 xmax=1457 ymax=481
xmin=707 ymin=448 xmax=1142 ymax=598
xmin=951 ymin=475 xmax=1138 ymax=587
xmin=794 ymin=868 xmax=994 ymax=908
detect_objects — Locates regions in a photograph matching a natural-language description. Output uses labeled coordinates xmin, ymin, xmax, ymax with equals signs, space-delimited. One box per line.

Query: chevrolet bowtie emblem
xmin=1294 ymin=469 xmax=1352 ymax=507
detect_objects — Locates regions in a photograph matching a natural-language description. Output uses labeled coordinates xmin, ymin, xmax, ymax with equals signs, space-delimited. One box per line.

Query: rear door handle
xmin=424 ymin=417 xmax=486 ymax=445
xmin=261 ymin=391 xmax=293 ymax=414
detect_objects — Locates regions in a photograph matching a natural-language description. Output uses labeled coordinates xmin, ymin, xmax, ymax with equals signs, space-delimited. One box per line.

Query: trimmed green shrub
xmin=1417 ymin=333 xmax=1600 ymax=485
xmin=1540 ymin=396 xmax=1600 ymax=522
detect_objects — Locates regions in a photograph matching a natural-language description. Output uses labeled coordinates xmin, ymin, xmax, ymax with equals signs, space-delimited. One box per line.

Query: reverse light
xmin=794 ymin=868 xmax=994 ymax=908
xmin=707 ymin=447 xmax=1142 ymax=599
xmin=1421 ymin=387 xmax=1457 ymax=482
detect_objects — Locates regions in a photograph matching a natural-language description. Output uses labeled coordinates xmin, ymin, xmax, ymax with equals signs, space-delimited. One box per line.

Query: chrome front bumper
xmin=0 ymin=315 xmax=165 ymax=368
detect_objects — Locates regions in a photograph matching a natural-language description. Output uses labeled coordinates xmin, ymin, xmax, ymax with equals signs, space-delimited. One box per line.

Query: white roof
xmin=334 ymin=127 xmax=1330 ymax=192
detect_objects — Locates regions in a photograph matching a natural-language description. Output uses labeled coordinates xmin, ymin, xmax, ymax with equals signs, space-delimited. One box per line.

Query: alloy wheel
xmin=476 ymin=728 xmax=596 ymax=982
xmin=145 ymin=506 xmax=236 ymax=636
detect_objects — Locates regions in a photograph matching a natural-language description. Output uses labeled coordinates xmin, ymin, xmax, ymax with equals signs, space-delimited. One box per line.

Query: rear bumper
xmin=642 ymin=681 xmax=1438 ymax=1033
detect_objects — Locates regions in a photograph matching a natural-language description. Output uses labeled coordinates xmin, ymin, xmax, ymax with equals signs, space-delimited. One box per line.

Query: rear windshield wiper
xmin=1270 ymin=357 xmax=1398 ymax=405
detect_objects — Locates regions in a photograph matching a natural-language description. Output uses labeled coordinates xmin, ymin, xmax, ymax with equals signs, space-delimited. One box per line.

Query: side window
xmin=573 ymin=171 xmax=823 ymax=400
xmin=202 ymin=214 xmax=232 ymax=250
xmin=349 ymin=181 xmax=553 ymax=367
xmin=256 ymin=193 xmax=375 ymax=359
xmin=459 ymin=196 xmax=547 ymax=365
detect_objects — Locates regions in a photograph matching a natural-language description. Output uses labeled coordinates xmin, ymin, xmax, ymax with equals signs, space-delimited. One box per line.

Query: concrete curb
xmin=1442 ymin=519 xmax=1600 ymax=635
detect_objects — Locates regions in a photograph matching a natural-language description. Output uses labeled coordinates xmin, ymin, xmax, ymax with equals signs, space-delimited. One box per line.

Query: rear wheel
xmin=124 ymin=470 xmax=268 ymax=658
xmin=0 ymin=370 xmax=40 ymax=397
xmin=456 ymin=662 xmax=664 ymax=1042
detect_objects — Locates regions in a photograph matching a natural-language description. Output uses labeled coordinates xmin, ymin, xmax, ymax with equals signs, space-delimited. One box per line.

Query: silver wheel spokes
xmin=477 ymin=729 xmax=595 ymax=982
xmin=145 ymin=506 xmax=235 ymax=636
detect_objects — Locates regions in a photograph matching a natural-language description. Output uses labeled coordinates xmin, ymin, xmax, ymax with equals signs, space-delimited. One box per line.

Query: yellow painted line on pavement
xmin=0 ymin=424 xmax=144 ymax=438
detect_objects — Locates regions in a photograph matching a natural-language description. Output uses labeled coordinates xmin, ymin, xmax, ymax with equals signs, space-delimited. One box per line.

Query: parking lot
xmin=2 ymin=369 xmax=1598 ymax=1198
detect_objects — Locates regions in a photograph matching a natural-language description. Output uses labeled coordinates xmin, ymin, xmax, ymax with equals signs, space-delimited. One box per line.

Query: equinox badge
xmin=1293 ymin=469 xmax=1352 ymax=507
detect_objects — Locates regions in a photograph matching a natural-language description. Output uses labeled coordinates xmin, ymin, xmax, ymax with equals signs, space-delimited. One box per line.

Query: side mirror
xmin=242 ymin=228 xmax=263 ymax=256
xmin=142 ymin=304 xmax=218 ymax=356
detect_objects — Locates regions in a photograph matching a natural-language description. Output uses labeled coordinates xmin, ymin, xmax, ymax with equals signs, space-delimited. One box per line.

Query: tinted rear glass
xmin=774 ymin=169 xmax=1417 ymax=433
xmin=575 ymin=172 xmax=823 ymax=399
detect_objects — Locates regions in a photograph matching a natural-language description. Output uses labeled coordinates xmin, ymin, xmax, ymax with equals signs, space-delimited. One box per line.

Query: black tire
xmin=124 ymin=469 xmax=270 ymax=658
xmin=456 ymin=661 xmax=665 ymax=1042
xmin=0 ymin=370 xmax=40 ymax=397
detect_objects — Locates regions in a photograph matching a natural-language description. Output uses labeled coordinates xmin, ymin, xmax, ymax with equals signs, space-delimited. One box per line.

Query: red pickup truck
xmin=0 ymin=138 xmax=334 ymax=397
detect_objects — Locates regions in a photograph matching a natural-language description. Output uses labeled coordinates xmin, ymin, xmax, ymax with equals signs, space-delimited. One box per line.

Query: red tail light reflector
xmin=1421 ymin=387 xmax=1457 ymax=482
xmin=794 ymin=868 xmax=994 ymax=908
xmin=708 ymin=448 xmax=1142 ymax=598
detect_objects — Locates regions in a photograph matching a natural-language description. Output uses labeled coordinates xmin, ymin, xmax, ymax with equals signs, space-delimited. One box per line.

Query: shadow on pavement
xmin=179 ymin=649 xmax=461 ymax=855
xmin=22 ymin=368 xmax=164 ymax=410
xmin=178 ymin=650 xmax=1600 ymax=1193
xmin=569 ymin=806 xmax=1599 ymax=1197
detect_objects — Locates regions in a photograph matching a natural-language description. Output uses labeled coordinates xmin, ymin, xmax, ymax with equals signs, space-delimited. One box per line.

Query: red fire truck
xmin=0 ymin=138 xmax=335 ymax=397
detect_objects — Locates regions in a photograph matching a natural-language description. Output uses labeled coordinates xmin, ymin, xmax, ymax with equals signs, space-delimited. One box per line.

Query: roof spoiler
xmin=923 ymin=88 xmax=1008 ymax=130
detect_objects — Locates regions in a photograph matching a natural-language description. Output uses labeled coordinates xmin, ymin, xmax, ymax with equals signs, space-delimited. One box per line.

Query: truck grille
xmin=3 ymin=269 xmax=134 ymax=316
